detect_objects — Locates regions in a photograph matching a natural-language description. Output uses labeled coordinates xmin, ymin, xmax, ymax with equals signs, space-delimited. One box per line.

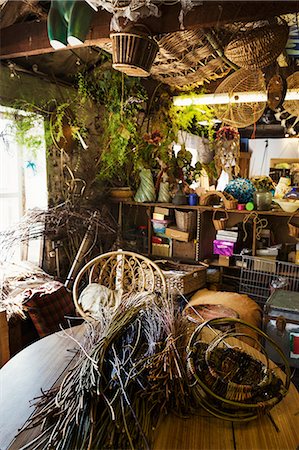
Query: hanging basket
xmin=212 ymin=210 xmax=228 ymax=230
xmin=288 ymin=213 xmax=299 ymax=239
xmin=224 ymin=22 xmax=289 ymax=69
xmin=110 ymin=32 xmax=159 ymax=77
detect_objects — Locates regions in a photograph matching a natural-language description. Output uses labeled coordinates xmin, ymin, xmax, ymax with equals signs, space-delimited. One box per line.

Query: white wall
xmin=249 ymin=138 xmax=299 ymax=177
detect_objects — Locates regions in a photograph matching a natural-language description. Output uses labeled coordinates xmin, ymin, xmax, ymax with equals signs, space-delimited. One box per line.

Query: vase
xmin=172 ymin=182 xmax=187 ymax=205
xmin=253 ymin=190 xmax=273 ymax=211
xmin=134 ymin=168 xmax=156 ymax=202
xmin=158 ymin=181 xmax=170 ymax=203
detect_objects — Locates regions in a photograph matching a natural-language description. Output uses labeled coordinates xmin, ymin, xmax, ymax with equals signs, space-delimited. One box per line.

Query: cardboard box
xmin=154 ymin=206 xmax=169 ymax=216
xmin=218 ymin=255 xmax=230 ymax=266
xmin=253 ymin=256 xmax=276 ymax=273
xmin=165 ymin=227 xmax=190 ymax=242
xmin=173 ymin=240 xmax=196 ymax=260
xmin=152 ymin=243 xmax=170 ymax=257
xmin=153 ymin=213 xmax=165 ymax=220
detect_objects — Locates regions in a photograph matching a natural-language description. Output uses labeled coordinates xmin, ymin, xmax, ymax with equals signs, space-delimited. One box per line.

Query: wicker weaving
xmin=224 ymin=22 xmax=289 ymax=69
xmin=213 ymin=68 xmax=266 ymax=128
xmin=187 ymin=317 xmax=290 ymax=422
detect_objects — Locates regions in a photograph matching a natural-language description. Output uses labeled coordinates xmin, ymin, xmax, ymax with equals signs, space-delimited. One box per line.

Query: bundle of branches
xmin=18 ymin=292 xmax=191 ymax=450
xmin=0 ymin=203 xmax=117 ymax=263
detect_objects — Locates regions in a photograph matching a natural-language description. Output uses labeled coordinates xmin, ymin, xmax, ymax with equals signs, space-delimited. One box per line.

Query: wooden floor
xmin=1 ymin=325 xmax=299 ymax=450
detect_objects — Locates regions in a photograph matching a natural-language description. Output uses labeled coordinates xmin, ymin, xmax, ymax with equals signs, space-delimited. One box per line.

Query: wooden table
xmin=1 ymin=325 xmax=299 ymax=450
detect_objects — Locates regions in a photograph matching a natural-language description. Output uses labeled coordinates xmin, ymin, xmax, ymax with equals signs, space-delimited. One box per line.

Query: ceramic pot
xmin=172 ymin=182 xmax=187 ymax=205
xmin=134 ymin=168 xmax=156 ymax=202
xmin=253 ymin=190 xmax=272 ymax=211
xmin=158 ymin=181 xmax=170 ymax=203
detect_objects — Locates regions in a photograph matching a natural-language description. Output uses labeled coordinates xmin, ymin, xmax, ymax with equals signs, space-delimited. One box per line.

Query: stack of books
xmin=215 ymin=229 xmax=238 ymax=243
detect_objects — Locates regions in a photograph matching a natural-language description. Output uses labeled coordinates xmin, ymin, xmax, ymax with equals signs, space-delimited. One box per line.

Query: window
xmin=0 ymin=105 xmax=48 ymax=263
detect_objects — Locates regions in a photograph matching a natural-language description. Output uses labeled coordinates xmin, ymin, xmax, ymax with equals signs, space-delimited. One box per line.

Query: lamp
xmin=173 ymin=89 xmax=299 ymax=106
xmin=47 ymin=0 xmax=95 ymax=50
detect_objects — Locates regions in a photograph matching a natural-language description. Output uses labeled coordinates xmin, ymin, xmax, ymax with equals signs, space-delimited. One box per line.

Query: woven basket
xmin=200 ymin=191 xmax=238 ymax=210
xmin=154 ymin=260 xmax=207 ymax=295
xmin=212 ymin=210 xmax=228 ymax=231
xmin=288 ymin=214 xmax=299 ymax=238
xmin=110 ymin=32 xmax=159 ymax=77
xmin=175 ymin=209 xmax=196 ymax=233
xmin=224 ymin=23 xmax=289 ymax=69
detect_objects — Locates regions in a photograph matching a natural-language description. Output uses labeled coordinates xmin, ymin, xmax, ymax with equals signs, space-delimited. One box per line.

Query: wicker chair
xmin=73 ymin=250 xmax=167 ymax=319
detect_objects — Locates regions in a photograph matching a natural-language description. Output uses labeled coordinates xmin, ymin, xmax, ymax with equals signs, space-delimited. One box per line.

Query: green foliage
xmin=171 ymin=95 xmax=217 ymax=141
xmin=8 ymin=113 xmax=44 ymax=158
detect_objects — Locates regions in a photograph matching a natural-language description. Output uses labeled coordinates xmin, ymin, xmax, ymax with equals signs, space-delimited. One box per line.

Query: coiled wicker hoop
xmin=224 ymin=22 xmax=289 ymax=69
xmin=187 ymin=317 xmax=290 ymax=422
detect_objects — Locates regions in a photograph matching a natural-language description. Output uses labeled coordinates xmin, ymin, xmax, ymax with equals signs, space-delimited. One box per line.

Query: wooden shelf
xmin=123 ymin=201 xmax=299 ymax=217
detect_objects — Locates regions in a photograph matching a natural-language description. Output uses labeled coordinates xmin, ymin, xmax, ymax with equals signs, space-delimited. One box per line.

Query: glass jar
xmin=253 ymin=190 xmax=273 ymax=211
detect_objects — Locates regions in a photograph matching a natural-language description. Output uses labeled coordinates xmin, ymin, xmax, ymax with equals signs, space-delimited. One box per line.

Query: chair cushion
xmin=78 ymin=283 xmax=122 ymax=319
xmin=24 ymin=281 xmax=75 ymax=337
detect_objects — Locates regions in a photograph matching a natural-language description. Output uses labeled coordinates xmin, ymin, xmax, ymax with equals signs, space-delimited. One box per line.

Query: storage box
xmin=264 ymin=290 xmax=299 ymax=368
xmin=213 ymin=239 xmax=234 ymax=256
xmin=218 ymin=255 xmax=230 ymax=266
xmin=173 ymin=240 xmax=196 ymax=260
xmin=165 ymin=227 xmax=190 ymax=242
xmin=152 ymin=243 xmax=170 ymax=257
xmin=154 ymin=206 xmax=169 ymax=216
xmin=155 ymin=260 xmax=206 ymax=295
xmin=253 ymin=256 xmax=276 ymax=273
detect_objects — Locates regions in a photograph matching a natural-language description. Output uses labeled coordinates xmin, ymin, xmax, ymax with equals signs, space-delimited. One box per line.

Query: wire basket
xmin=224 ymin=22 xmax=289 ymax=69
xmin=240 ymin=256 xmax=299 ymax=304
xmin=175 ymin=209 xmax=196 ymax=233
xmin=110 ymin=32 xmax=159 ymax=77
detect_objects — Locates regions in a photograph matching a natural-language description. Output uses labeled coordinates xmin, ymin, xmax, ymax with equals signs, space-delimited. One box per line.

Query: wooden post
xmin=0 ymin=309 xmax=10 ymax=367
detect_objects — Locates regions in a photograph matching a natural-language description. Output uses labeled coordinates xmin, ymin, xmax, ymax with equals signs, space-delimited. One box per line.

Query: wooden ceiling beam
xmin=0 ymin=2 xmax=298 ymax=60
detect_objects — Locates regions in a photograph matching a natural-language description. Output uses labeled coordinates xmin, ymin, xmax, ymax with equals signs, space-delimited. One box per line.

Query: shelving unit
xmin=119 ymin=201 xmax=299 ymax=293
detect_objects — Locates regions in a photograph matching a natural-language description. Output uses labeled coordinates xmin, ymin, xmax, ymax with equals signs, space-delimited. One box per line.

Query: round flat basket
xmin=224 ymin=22 xmax=289 ymax=69
xmin=213 ymin=68 xmax=266 ymax=128
xmin=110 ymin=32 xmax=159 ymax=77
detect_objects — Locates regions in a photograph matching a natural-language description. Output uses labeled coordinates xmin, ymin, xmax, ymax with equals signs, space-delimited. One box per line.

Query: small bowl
xmin=273 ymin=199 xmax=299 ymax=213
xmin=151 ymin=219 xmax=169 ymax=234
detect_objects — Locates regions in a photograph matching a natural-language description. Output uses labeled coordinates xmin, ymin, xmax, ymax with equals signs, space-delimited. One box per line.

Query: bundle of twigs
xmin=0 ymin=203 xmax=117 ymax=263
xmin=18 ymin=292 xmax=191 ymax=450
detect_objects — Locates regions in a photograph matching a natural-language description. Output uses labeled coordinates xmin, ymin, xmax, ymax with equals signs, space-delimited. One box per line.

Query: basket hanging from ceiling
xmin=224 ymin=22 xmax=289 ymax=69
xmin=110 ymin=31 xmax=159 ymax=77
xmin=283 ymin=71 xmax=299 ymax=117
xmin=213 ymin=68 xmax=266 ymax=128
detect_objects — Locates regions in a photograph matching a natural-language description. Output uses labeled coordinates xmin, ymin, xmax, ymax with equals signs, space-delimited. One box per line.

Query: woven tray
xmin=155 ymin=260 xmax=207 ymax=295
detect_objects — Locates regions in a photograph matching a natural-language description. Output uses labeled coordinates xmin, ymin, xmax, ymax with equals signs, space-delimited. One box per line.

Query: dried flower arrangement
xmin=214 ymin=126 xmax=240 ymax=177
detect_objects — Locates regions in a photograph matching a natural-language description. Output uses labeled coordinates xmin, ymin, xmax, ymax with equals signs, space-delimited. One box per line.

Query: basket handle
xmin=212 ymin=209 xmax=228 ymax=221
xmin=287 ymin=212 xmax=297 ymax=225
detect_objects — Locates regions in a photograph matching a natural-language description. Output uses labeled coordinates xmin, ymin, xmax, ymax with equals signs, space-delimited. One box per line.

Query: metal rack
xmin=240 ymin=256 xmax=299 ymax=304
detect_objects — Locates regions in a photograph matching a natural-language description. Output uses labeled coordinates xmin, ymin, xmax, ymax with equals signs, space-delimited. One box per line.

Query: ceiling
xmin=0 ymin=1 xmax=298 ymax=93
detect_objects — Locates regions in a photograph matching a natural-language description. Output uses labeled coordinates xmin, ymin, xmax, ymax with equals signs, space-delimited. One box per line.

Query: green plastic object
xmin=47 ymin=0 xmax=95 ymax=49
xmin=245 ymin=201 xmax=254 ymax=211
